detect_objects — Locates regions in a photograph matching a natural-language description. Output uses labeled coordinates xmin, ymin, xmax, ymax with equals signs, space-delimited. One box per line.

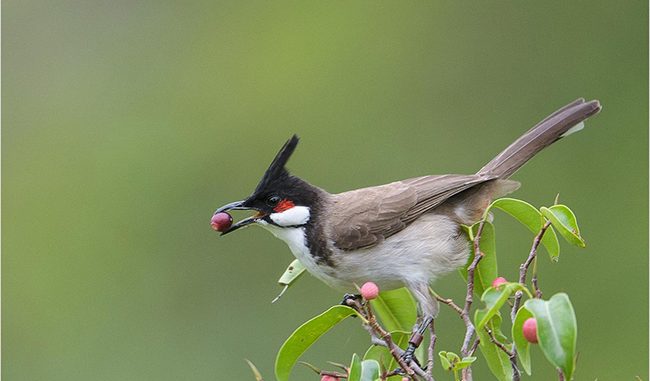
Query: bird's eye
xmin=266 ymin=195 xmax=281 ymax=207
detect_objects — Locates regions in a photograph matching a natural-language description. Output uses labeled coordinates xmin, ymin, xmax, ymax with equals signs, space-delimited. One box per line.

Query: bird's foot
xmin=392 ymin=356 xmax=425 ymax=376
xmin=340 ymin=293 xmax=362 ymax=313
xmin=400 ymin=346 xmax=417 ymax=366
xmin=398 ymin=315 xmax=433 ymax=368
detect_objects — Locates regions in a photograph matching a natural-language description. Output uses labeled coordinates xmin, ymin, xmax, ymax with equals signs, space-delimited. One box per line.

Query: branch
xmin=485 ymin=327 xmax=514 ymax=358
xmin=427 ymin=320 xmax=436 ymax=380
xmin=459 ymin=219 xmax=487 ymax=380
xmin=468 ymin=338 xmax=480 ymax=356
xmin=485 ymin=327 xmax=521 ymax=381
xmin=511 ymin=220 xmax=552 ymax=321
xmin=503 ymin=220 xmax=552 ymax=381
xmin=361 ymin=300 xmax=433 ymax=381
xmin=319 ymin=370 xmax=348 ymax=379
xmin=531 ymin=258 xmax=543 ymax=299
xmin=432 ymin=290 xmax=464 ymax=316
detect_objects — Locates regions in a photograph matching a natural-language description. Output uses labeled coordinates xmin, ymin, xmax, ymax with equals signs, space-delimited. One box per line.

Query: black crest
xmin=253 ymin=135 xmax=299 ymax=194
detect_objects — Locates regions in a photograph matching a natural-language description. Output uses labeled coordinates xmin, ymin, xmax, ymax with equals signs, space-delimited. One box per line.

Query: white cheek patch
xmin=269 ymin=206 xmax=311 ymax=227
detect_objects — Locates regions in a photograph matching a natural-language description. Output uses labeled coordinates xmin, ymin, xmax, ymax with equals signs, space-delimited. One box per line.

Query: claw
xmin=400 ymin=315 xmax=433 ymax=367
xmin=340 ymin=293 xmax=361 ymax=307
xmin=340 ymin=293 xmax=362 ymax=317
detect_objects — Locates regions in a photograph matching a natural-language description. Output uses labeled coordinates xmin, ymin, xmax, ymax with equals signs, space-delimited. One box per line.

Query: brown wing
xmin=329 ymin=174 xmax=496 ymax=251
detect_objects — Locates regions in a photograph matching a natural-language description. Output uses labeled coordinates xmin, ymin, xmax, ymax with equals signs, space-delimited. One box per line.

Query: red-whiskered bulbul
xmin=213 ymin=98 xmax=600 ymax=359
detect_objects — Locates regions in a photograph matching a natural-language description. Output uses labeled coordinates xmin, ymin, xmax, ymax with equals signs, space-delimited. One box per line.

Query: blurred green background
xmin=3 ymin=1 xmax=647 ymax=380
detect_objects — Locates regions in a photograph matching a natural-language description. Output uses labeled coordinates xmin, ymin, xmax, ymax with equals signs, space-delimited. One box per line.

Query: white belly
xmin=330 ymin=213 xmax=470 ymax=290
xmin=260 ymin=214 xmax=469 ymax=293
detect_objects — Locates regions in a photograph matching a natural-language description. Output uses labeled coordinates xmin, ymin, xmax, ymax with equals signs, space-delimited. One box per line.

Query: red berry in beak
xmin=211 ymin=212 xmax=233 ymax=232
xmin=522 ymin=317 xmax=538 ymax=343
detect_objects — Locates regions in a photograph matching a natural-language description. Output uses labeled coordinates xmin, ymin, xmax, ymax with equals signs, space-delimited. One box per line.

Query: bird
xmin=213 ymin=98 xmax=600 ymax=359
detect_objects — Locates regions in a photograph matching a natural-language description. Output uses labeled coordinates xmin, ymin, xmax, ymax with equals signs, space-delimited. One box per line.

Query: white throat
xmin=258 ymin=223 xmax=315 ymax=273
xmin=256 ymin=206 xmax=311 ymax=253
xmin=268 ymin=206 xmax=311 ymax=227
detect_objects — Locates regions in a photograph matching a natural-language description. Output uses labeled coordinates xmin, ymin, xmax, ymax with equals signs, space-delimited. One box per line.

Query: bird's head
xmin=213 ymin=135 xmax=321 ymax=235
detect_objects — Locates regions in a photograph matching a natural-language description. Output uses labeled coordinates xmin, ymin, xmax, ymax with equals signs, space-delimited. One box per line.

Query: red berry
xmin=360 ymin=282 xmax=380 ymax=300
xmin=321 ymin=375 xmax=339 ymax=381
xmin=492 ymin=277 xmax=508 ymax=288
xmin=211 ymin=212 xmax=233 ymax=232
xmin=522 ymin=318 xmax=538 ymax=343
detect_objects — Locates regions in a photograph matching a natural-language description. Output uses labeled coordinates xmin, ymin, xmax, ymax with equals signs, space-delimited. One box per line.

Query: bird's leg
xmin=402 ymin=315 xmax=433 ymax=364
xmin=400 ymin=282 xmax=439 ymax=365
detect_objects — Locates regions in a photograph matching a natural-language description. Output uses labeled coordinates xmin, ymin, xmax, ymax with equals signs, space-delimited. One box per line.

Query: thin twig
xmin=485 ymin=328 xmax=520 ymax=381
xmin=531 ymin=257 xmax=543 ymax=298
xmin=506 ymin=220 xmax=551 ymax=381
xmin=485 ymin=328 xmax=513 ymax=358
xmin=320 ymin=370 xmax=348 ymax=379
xmin=363 ymin=301 xmax=432 ymax=380
xmin=468 ymin=338 xmax=480 ymax=356
xmin=459 ymin=219 xmax=487 ymax=381
xmin=431 ymin=290 xmax=464 ymax=316
xmin=427 ymin=319 xmax=436 ymax=380
xmin=511 ymin=220 xmax=552 ymax=321
xmin=365 ymin=306 xmax=413 ymax=376
xmin=461 ymin=220 xmax=486 ymax=356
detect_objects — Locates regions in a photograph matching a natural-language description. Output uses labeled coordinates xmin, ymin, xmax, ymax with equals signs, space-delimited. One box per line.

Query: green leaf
xmin=245 ymin=359 xmax=264 ymax=381
xmin=475 ymin=310 xmax=514 ymax=381
xmin=489 ymin=198 xmax=560 ymax=260
xmin=360 ymin=360 xmax=381 ymax=381
xmin=275 ymin=305 xmax=361 ymax=381
xmin=525 ymin=293 xmax=577 ymax=380
xmin=272 ymin=259 xmax=307 ymax=303
xmin=363 ymin=330 xmax=410 ymax=372
xmin=439 ymin=351 xmax=475 ymax=371
xmin=540 ymin=205 xmax=585 ymax=248
xmin=446 ymin=351 xmax=461 ymax=363
xmin=455 ymin=360 xmax=473 ymax=370
xmin=512 ymin=307 xmax=534 ymax=375
xmin=489 ymin=198 xmax=541 ymax=228
xmin=348 ymin=353 xmax=362 ymax=381
xmin=476 ymin=283 xmax=530 ymax=330
xmin=277 ymin=259 xmax=306 ymax=285
xmin=370 ymin=288 xmax=417 ymax=332
xmin=438 ymin=351 xmax=452 ymax=371
xmin=459 ymin=221 xmax=498 ymax=296
xmin=455 ymin=356 xmax=477 ymax=370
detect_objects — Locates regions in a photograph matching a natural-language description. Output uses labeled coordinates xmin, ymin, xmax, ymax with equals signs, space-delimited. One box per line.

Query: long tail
xmin=478 ymin=98 xmax=601 ymax=178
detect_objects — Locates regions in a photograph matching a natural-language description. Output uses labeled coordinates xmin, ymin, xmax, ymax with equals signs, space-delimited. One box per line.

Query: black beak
xmin=213 ymin=200 xmax=265 ymax=235
xmin=215 ymin=200 xmax=249 ymax=214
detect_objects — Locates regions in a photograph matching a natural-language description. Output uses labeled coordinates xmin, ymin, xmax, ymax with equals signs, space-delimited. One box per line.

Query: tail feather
xmin=478 ymin=99 xmax=601 ymax=178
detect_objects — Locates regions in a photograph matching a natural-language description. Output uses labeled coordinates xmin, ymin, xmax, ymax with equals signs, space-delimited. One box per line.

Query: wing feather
xmin=330 ymin=174 xmax=495 ymax=251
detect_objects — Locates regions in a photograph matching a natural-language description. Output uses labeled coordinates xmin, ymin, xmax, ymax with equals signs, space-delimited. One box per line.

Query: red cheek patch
xmin=273 ymin=199 xmax=295 ymax=213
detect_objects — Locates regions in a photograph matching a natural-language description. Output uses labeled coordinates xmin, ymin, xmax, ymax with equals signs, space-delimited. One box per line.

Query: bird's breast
xmin=258 ymin=223 xmax=346 ymax=289
xmin=329 ymin=213 xmax=470 ymax=290
xmin=259 ymin=213 xmax=471 ymax=293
